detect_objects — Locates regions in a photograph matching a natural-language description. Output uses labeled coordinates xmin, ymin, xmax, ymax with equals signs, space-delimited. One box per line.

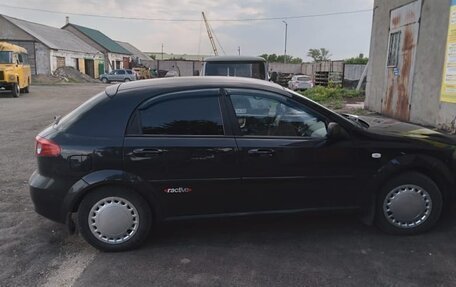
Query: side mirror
xmin=327 ymin=122 xmax=349 ymax=140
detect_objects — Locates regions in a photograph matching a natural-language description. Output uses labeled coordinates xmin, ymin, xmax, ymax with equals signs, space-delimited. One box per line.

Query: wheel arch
xmin=361 ymin=154 xmax=455 ymax=225
xmin=63 ymin=170 xmax=164 ymax=224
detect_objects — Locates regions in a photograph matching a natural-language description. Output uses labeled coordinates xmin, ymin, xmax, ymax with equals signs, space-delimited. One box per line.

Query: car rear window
xmin=55 ymin=92 xmax=106 ymax=131
xmin=127 ymin=70 xmax=133 ymax=74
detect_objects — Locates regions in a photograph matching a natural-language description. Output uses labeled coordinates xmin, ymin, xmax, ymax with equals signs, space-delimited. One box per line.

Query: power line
xmin=0 ymin=4 xmax=373 ymax=22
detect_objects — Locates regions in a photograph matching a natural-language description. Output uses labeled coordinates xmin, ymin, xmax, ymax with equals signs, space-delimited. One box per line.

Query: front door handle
xmin=248 ymin=148 xmax=275 ymax=157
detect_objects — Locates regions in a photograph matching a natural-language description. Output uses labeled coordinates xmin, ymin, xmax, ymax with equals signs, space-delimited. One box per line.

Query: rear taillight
xmin=35 ymin=136 xmax=61 ymax=157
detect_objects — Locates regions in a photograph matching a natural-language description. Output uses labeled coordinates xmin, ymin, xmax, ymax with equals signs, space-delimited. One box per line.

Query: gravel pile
xmin=53 ymin=67 xmax=100 ymax=83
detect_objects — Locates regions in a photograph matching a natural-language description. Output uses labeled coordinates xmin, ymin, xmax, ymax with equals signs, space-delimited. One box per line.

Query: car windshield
xmin=288 ymin=88 xmax=369 ymax=129
xmin=205 ymin=62 xmax=266 ymax=79
xmin=0 ymin=51 xmax=13 ymax=64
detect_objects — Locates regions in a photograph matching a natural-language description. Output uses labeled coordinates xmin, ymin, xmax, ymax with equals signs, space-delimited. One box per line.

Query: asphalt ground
xmin=1 ymin=84 xmax=456 ymax=287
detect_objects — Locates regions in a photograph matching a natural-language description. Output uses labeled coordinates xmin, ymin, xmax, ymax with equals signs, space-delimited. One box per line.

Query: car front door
xmin=116 ymin=70 xmax=125 ymax=81
xmin=123 ymin=89 xmax=241 ymax=217
xmin=224 ymin=88 xmax=359 ymax=212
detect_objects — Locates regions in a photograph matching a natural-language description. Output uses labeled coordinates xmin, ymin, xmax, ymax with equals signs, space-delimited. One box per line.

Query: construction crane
xmin=202 ymin=12 xmax=218 ymax=56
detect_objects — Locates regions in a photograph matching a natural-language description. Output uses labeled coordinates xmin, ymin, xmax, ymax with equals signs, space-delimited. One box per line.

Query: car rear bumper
xmin=29 ymin=171 xmax=69 ymax=223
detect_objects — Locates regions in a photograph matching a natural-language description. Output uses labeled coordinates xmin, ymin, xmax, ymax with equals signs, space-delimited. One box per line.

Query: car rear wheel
xmin=24 ymin=81 xmax=30 ymax=93
xmin=375 ymin=172 xmax=442 ymax=235
xmin=78 ymin=186 xmax=152 ymax=251
xmin=124 ymin=78 xmax=131 ymax=82
xmin=11 ymin=82 xmax=20 ymax=97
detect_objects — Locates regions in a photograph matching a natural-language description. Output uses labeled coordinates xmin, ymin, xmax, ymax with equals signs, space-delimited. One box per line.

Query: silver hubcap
xmin=89 ymin=197 xmax=139 ymax=244
xmin=383 ymin=184 xmax=432 ymax=228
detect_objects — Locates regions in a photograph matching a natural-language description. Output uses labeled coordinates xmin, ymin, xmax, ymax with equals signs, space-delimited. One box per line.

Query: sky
xmin=0 ymin=0 xmax=374 ymax=61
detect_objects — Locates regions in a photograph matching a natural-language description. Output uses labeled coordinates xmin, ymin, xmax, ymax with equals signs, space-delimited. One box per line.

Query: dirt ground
xmin=1 ymin=84 xmax=456 ymax=287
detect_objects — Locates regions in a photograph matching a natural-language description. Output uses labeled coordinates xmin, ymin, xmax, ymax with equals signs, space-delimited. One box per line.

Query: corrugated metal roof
xmin=2 ymin=15 xmax=100 ymax=54
xmin=68 ymin=24 xmax=131 ymax=55
xmin=115 ymin=41 xmax=152 ymax=61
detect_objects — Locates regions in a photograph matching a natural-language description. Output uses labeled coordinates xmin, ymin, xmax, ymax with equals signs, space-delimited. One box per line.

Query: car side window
xmin=117 ymin=70 xmax=126 ymax=75
xmin=139 ymin=96 xmax=224 ymax=135
xmin=126 ymin=70 xmax=133 ymax=74
xmin=229 ymin=93 xmax=327 ymax=138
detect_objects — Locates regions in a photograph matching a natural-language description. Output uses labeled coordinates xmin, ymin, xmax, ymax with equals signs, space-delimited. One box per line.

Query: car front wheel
xmin=78 ymin=186 xmax=152 ymax=251
xmin=11 ymin=82 xmax=20 ymax=97
xmin=101 ymin=77 xmax=109 ymax=84
xmin=375 ymin=172 xmax=442 ymax=235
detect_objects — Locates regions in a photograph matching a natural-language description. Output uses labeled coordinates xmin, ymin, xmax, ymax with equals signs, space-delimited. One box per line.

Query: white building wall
xmin=49 ymin=50 xmax=102 ymax=72
xmin=107 ymin=53 xmax=130 ymax=71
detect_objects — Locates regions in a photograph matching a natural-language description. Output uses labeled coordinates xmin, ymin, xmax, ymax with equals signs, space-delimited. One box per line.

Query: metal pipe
xmin=282 ymin=20 xmax=288 ymax=64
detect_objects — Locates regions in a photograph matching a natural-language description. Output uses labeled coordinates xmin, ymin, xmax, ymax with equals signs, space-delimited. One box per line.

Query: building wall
xmin=107 ymin=52 xmax=130 ymax=71
xmin=0 ymin=16 xmax=34 ymax=41
xmin=49 ymin=50 xmax=103 ymax=74
xmin=35 ymin=42 xmax=50 ymax=75
xmin=367 ymin=0 xmax=455 ymax=132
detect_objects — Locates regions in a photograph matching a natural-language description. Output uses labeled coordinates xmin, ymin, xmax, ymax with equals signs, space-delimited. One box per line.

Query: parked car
xmin=288 ymin=74 xmax=313 ymax=91
xmin=30 ymin=77 xmax=456 ymax=251
xmin=0 ymin=41 xmax=31 ymax=97
xmin=99 ymin=69 xmax=136 ymax=83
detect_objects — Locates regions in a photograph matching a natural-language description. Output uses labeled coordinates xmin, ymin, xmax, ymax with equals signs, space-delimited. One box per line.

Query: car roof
xmin=108 ymin=76 xmax=286 ymax=97
xmin=204 ymin=56 xmax=266 ymax=62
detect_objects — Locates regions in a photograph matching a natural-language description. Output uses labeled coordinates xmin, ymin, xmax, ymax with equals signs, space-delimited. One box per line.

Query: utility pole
xmin=161 ymin=43 xmax=164 ymax=60
xmin=238 ymin=46 xmax=241 ymax=55
xmin=282 ymin=20 xmax=288 ymax=64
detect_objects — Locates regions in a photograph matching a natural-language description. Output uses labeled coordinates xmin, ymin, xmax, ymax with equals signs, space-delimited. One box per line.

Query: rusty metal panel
xmin=383 ymin=0 xmax=421 ymax=122
xmin=390 ymin=0 xmax=421 ymax=29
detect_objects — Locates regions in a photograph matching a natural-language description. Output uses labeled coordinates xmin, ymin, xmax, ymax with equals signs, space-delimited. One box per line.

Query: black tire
xmin=124 ymin=78 xmax=131 ymax=82
xmin=375 ymin=172 xmax=442 ymax=235
xmin=24 ymin=79 xmax=30 ymax=93
xmin=11 ymin=82 xmax=20 ymax=98
xmin=101 ymin=77 xmax=109 ymax=84
xmin=78 ymin=186 xmax=152 ymax=252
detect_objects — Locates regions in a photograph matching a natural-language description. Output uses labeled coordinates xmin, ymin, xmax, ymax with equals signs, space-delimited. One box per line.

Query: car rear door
xmin=224 ymin=88 xmax=360 ymax=212
xmin=123 ymin=89 xmax=241 ymax=217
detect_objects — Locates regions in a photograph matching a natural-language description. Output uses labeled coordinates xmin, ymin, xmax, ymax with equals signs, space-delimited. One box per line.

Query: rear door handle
xmin=132 ymin=148 xmax=165 ymax=156
xmin=248 ymin=148 xmax=275 ymax=157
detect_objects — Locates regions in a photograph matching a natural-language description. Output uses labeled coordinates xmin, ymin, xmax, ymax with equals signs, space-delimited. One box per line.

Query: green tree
xmin=307 ymin=48 xmax=331 ymax=62
xmin=344 ymin=53 xmax=368 ymax=64
xmin=259 ymin=54 xmax=303 ymax=64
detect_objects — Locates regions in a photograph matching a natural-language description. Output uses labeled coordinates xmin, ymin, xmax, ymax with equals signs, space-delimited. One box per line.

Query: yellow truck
xmin=0 ymin=42 xmax=31 ymax=97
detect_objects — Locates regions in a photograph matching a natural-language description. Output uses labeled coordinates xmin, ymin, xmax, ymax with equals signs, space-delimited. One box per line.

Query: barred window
xmin=387 ymin=31 xmax=401 ymax=67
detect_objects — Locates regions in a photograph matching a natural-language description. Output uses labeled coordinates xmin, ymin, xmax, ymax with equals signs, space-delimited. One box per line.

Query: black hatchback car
xmin=30 ymin=77 xmax=456 ymax=251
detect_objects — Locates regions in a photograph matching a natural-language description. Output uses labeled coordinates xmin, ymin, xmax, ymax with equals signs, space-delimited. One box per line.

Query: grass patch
xmin=299 ymin=86 xmax=362 ymax=110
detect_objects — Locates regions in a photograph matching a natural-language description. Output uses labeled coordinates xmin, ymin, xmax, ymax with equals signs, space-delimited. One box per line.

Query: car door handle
xmin=248 ymin=148 xmax=275 ymax=157
xmin=132 ymin=148 xmax=165 ymax=156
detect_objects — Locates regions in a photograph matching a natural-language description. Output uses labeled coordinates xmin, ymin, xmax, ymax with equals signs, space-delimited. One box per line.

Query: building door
xmin=123 ymin=57 xmax=130 ymax=69
xmin=56 ymin=56 xmax=65 ymax=68
xmin=382 ymin=0 xmax=421 ymax=121
xmin=84 ymin=59 xmax=95 ymax=78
